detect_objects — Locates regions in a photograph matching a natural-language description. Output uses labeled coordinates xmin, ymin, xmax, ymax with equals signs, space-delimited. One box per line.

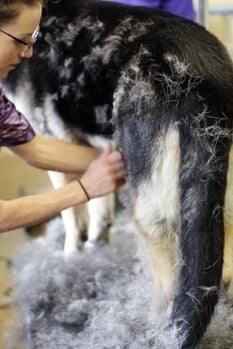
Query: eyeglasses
xmin=0 ymin=25 xmax=40 ymax=52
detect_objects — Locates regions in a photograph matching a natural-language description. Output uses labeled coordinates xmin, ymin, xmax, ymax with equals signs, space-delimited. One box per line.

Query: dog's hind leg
xmin=133 ymin=127 xmax=181 ymax=312
xmin=139 ymin=232 xmax=177 ymax=308
xmin=223 ymin=146 xmax=233 ymax=288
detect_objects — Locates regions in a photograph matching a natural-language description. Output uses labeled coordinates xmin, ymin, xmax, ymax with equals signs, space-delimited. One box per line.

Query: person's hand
xmin=80 ymin=144 xmax=126 ymax=199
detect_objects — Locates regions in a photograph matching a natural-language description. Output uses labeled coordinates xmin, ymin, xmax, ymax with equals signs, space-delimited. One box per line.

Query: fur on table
xmin=6 ymin=216 xmax=233 ymax=349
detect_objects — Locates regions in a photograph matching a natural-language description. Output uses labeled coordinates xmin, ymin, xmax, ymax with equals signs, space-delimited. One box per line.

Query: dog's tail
xmin=172 ymin=104 xmax=231 ymax=348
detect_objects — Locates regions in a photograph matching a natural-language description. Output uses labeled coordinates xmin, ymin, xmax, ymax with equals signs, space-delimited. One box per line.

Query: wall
xmin=194 ymin=0 xmax=233 ymax=57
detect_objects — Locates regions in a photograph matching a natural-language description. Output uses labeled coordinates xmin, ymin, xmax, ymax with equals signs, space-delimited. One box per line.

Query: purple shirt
xmin=0 ymin=89 xmax=35 ymax=147
xmin=104 ymin=0 xmax=195 ymax=20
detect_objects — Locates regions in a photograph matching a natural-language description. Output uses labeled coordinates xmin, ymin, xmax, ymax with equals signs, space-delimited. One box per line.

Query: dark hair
xmin=0 ymin=0 xmax=45 ymax=25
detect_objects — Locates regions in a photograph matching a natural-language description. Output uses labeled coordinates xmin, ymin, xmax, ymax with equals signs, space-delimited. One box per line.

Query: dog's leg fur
xmin=49 ymin=171 xmax=112 ymax=253
xmin=138 ymin=231 xmax=177 ymax=307
xmin=85 ymin=196 xmax=111 ymax=248
xmin=133 ymin=128 xmax=181 ymax=306
xmin=48 ymin=171 xmax=86 ymax=253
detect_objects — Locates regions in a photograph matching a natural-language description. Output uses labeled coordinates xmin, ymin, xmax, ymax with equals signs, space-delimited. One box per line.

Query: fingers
xmin=110 ymin=150 xmax=127 ymax=180
xmin=100 ymin=144 xmax=123 ymax=163
xmin=100 ymin=144 xmax=126 ymax=176
xmin=81 ymin=143 xmax=127 ymax=199
xmin=109 ymin=159 xmax=127 ymax=181
xmin=106 ymin=149 xmax=123 ymax=164
xmin=100 ymin=143 xmax=112 ymax=158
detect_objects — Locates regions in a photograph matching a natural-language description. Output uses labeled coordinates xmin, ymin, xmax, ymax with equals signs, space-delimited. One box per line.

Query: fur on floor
xmin=6 ymin=215 xmax=233 ymax=349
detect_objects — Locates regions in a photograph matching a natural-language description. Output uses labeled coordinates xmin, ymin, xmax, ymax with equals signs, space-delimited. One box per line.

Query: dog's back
xmin=3 ymin=1 xmax=233 ymax=348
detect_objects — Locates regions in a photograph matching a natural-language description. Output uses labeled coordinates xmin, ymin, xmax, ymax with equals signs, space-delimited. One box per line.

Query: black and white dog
xmin=3 ymin=1 xmax=233 ymax=348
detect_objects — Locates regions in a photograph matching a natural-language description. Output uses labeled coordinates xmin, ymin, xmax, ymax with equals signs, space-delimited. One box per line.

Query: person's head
xmin=0 ymin=0 xmax=43 ymax=78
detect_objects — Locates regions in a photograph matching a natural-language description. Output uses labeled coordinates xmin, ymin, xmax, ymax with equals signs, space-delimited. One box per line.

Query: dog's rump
xmin=2 ymin=1 xmax=233 ymax=348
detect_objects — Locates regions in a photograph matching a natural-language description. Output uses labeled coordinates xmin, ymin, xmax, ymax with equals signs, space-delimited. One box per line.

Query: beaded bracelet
xmin=77 ymin=179 xmax=90 ymax=201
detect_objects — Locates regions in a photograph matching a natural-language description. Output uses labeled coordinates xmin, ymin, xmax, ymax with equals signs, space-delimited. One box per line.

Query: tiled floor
xmin=0 ymin=149 xmax=51 ymax=349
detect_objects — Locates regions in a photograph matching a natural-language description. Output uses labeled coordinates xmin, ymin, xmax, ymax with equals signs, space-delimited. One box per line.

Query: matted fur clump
xmin=7 ymin=217 xmax=233 ymax=349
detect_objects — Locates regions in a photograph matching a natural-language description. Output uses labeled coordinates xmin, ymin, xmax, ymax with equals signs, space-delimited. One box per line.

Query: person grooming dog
xmin=2 ymin=1 xmax=233 ymax=348
xmin=0 ymin=0 xmax=126 ymax=233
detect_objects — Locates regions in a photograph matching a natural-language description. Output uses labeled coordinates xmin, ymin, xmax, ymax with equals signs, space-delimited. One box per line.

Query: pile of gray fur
xmin=6 ymin=216 xmax=233 ymax=349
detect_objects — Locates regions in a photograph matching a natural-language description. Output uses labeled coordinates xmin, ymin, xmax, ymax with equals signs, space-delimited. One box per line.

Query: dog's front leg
xmin=85 ymin=195 xmax=112 ymax=248
xmin=129 ymin=127 xmax=181 ymax=316
xmin=48 ymin=171 xmax=86 ymax=254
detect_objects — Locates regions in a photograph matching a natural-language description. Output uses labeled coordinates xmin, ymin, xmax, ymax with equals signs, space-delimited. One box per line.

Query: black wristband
xmin=77 ymin=179 xmax=90 ymax=201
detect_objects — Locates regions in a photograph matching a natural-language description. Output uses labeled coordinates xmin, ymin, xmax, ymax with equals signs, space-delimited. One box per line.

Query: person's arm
xmin=0 ymin=181 xmax=85 ymax=232
xmin=0 ymin=144 xmax=126 ymax=233
xmin=9 ymin=134 xmax=101 ymax=174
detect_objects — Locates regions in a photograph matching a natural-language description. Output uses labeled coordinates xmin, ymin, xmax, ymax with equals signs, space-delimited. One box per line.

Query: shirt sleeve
xmin=0 ymin=89 xmax=36 ymax=147
xmin=162 ymin=0 xmax=195 ymax=20
xmin=102 ymin=1 xmax=195 ymax=20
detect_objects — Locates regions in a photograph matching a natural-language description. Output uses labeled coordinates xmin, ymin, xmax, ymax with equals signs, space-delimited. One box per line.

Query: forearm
xmin=0 ymin=181 xmax=86 ymax=233
xmin=0 ymin=142 xmax=126 ymax=233
xmin=9 ymin=135 xmax=101 ymax=174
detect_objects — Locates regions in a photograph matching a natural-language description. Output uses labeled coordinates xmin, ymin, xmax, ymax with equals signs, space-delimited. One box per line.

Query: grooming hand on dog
xmin=0 ymin=0 xmax=126 ymax=233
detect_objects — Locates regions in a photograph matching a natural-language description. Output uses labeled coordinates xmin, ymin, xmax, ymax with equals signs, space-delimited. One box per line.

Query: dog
xmin=3 ymin=0 xmax=233 ymax=348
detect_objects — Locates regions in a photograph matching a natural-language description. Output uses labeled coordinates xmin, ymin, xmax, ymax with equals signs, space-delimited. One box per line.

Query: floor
xmin=0 ymin=149 xmax=51 ymax=348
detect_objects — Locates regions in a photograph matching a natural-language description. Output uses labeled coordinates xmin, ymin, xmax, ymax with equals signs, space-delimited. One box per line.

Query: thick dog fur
xmin=3 ymin=0 xmax=233 ymax=348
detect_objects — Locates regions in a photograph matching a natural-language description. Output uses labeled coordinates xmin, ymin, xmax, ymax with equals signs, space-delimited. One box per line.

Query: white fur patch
xmin=134 ymin=126 xmax=181 ymax=240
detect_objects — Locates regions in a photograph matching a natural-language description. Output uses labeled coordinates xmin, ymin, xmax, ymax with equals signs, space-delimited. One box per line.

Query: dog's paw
xmin=84 ymin=239 xmax=107 ymax=251
xmin=84 ymin=240 xmax=97 ymax=250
